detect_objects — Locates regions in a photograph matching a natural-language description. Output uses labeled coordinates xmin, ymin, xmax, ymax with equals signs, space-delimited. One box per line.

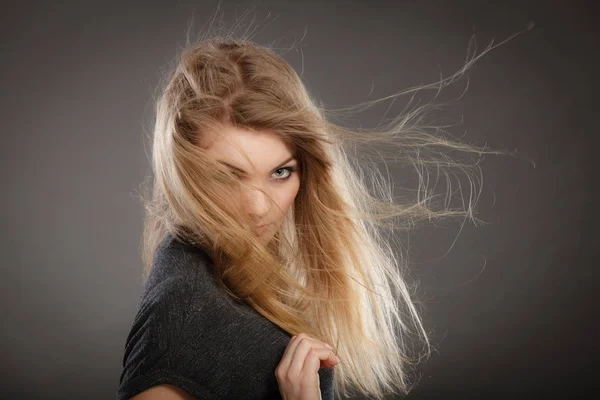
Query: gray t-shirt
xmin=117 ymin=232 xmax=335 ymax=399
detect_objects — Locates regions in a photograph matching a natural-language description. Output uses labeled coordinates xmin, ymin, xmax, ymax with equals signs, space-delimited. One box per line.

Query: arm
xmin=118 ymin=273 xmax=222 ymax=400
xmin=130 ymin=384 xmax=196 ymax=400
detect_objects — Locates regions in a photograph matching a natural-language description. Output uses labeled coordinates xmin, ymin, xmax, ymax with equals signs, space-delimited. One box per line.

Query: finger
xmin=299 ymin=349 xmax=323 ymax=392
xmin=288 ymin=337 xmax=336 ymax=378
xmin=279 ymin=334 xmax=317 ymax=373
xmin=284 ymin=334 xmax=315 ymax=377
xmin=319 ymin=350 xmax=341 ymax=369
xmin=280 ymin=334 xmax=335 ymax=375
xmin=277 ymin=334 xmax=299 ymax=374
xmin=301 ymin=347 xmax=339 ymax=378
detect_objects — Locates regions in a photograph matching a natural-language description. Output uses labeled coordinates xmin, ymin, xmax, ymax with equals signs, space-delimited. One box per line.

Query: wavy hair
xmin=138 ymin=29 xmax=515 ymax=398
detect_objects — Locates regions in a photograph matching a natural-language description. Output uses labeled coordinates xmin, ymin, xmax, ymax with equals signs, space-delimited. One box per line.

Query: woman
xmin=117 ymin=33 xmax=500 ymax=400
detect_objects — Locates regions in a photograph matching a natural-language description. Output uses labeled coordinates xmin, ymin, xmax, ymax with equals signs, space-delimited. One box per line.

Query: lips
xmin=254 ymin=224 xmax=271 ymax=233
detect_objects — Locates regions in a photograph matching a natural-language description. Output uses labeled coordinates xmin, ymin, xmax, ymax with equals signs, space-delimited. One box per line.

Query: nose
xmin=246 ymin=186 xmax=271 ymax=220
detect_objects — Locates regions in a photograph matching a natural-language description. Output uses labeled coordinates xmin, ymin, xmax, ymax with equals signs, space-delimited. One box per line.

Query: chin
xmin=255 ymin=227 xmax=279 ymax=246
xmin=256 ymin=231 xmax=274 ymax=243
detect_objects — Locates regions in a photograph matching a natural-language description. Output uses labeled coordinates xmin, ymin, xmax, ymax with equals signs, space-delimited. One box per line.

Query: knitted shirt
xmin=117 ymin=232 xmax=335 ymax=399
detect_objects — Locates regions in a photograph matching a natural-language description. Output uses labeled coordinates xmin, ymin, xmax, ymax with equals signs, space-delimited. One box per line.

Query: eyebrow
xmin=218 ymin=156 xmax=296 ymax=175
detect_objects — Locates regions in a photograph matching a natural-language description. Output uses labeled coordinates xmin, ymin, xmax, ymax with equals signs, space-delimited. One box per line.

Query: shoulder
xmin=118 ymin=233 xmax=226 ymax=399
xmin=118 ymin=232 xmax=297 ymax=399
xmin=133 ymin=234 xmax=221 ymax=323
xmin=145 ymin=232 xmax=215 ymax=290
xmin=129 ymin=232 xmax=230 ymax=346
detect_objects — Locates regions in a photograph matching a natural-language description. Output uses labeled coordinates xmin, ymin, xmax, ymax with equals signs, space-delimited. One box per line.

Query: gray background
xmin=1 ymin=0 xmax=597 ymax=399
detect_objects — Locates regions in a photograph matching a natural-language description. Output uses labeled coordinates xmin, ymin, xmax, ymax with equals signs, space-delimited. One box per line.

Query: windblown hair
xmin=139 ymin=31 xmax=510 ymax=399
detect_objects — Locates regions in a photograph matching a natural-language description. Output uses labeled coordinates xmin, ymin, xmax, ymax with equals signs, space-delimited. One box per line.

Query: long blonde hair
xmin=139 ymin=29 xmax=516 ymax=398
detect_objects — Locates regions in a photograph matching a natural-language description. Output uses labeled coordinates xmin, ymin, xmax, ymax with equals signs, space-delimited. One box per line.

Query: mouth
xmin=254 ymin=224 xmax=271 ymax=234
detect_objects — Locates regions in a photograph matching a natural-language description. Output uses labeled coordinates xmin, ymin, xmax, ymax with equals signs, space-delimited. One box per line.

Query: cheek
xmin=273 ymin=179 xmax=300 ymax=217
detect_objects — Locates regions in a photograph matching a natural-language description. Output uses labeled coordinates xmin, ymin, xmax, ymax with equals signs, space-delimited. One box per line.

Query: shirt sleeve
xmin=117 ymin=235 xmax=335 ymax=399
xmin=117 ymin=274 xmax=222 ymax=400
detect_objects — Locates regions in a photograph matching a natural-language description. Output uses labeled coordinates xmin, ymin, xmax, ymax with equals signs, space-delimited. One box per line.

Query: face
xmin=203 ymin=124 xmax=300 ymax=241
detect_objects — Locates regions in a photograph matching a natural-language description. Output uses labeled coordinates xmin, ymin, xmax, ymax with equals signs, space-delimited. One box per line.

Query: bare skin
xmin=202 ymin=124 xmax=301 ymax=243
xmin=276 ymin=333 xmax=341 ymax=400
xmin=129 ymin=333 xmax=340 ymax=400
xmin=129 ymin=385 xmax=194 ymax=400
xmin=128 ymin=127 xmax=324 ymax=399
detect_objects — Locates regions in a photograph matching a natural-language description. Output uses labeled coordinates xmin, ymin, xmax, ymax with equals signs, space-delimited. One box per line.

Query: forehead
xmin=203 ymin=124 xmax=294 ymax=171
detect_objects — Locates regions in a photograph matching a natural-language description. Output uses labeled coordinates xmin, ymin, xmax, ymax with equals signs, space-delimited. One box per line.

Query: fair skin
xmin=130 ymin=125 xmax=339 ymax=399
xmin=202 ymin=124 xmax=301 ymax=242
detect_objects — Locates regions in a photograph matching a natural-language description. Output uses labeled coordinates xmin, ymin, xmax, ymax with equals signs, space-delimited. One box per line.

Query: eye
xmin=272 ymin=166 xmax=296 ymax=181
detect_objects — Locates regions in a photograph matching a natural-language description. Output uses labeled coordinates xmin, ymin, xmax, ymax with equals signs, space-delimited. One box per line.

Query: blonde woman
xmin=117 ymin=33 xmax=502 ymax=400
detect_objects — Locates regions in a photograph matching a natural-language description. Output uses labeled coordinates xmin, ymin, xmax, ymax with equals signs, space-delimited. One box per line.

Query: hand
xmin=275 ymin=333 xmax=340 ymax=400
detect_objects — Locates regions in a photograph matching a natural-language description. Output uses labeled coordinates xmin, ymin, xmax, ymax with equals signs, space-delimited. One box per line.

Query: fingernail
xmin=325 ymin=344 xmax=333 ymax=350
xmin=334 ymin=355 xmax=341 ymax=363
